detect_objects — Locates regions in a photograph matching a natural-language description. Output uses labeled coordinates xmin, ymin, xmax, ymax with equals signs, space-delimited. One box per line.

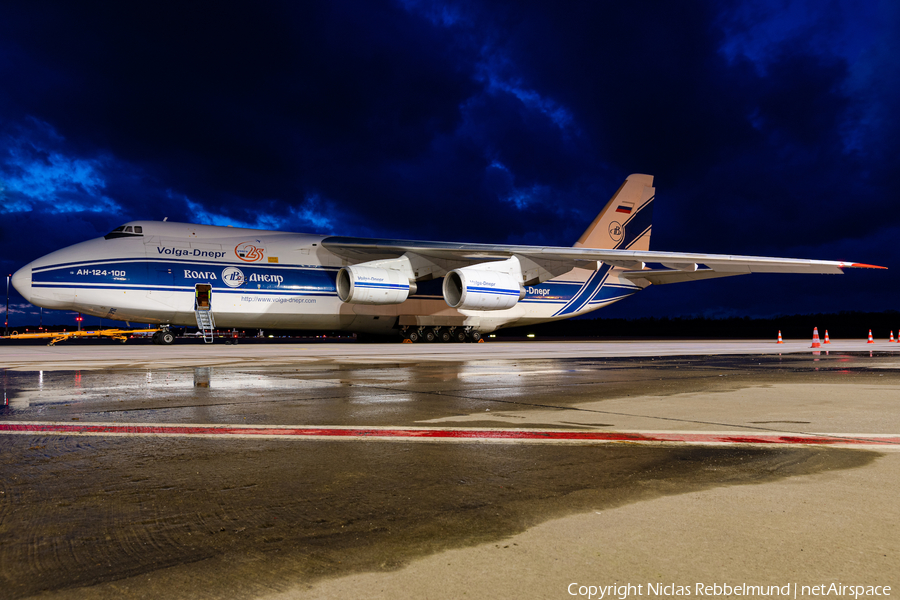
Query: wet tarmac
xmin=3 ymin=338 xmax=900 ymax=371
xmin=0 ymin=346 xmax=898 ymax=599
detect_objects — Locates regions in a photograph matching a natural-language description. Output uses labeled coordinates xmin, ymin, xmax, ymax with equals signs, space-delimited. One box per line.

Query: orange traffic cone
xmin=891 ymin=331 xmax=896 ymax=343
xmin=824 ymin=330 xmax=831 ymax=344
xmin=810 ymin=328 xmax=821 ymax=348
xmin=867 ymin=330 xmax=875 ymax=344
xmin=777 ymin=330 xmax=783 ymax=344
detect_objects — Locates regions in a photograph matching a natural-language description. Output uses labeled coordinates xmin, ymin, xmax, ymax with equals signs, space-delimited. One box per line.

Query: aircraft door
xmin=195 ymin=284 xmax=212 ymax=311
xmin=146 ymin=266 xmax=177 ymax=307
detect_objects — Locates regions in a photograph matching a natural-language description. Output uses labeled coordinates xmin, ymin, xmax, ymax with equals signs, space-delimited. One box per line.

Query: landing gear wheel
xmin=423 ymin=329 xmax=436 ymax=343
xmin=151 ymin=332 xmax=160 ymax=345
xmin=468 ymin=331 xmax=482 ymax=343
xmin=439 ymin=329 xmax=452 ymax=343
xmin=453 ymin=330 xmax=467 ymax=343
xmin=159 ymin=331 xmax=175 ymax=345
xmin=407 ymin=330 xmax=420 ymax=343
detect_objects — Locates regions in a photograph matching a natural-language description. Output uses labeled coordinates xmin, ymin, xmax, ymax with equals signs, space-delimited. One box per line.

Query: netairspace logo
xmin=566 ymin=582 xmax=892 ymax=599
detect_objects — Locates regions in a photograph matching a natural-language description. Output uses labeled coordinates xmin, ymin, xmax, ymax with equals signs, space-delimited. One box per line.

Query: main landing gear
xmin=402 ymin=326 xmax=482 ymax=343
xmin=151 ymin=327 xmax=175 ymax=345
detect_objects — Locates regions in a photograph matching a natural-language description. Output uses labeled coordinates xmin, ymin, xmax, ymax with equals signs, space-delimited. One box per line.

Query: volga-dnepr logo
xmin=222 ymin=267 xmax=245 ymax=288
xmin=235 ymin=241 xmax=265 ymax=262
xmin=608 ymin=221 xmax=624 ymax=243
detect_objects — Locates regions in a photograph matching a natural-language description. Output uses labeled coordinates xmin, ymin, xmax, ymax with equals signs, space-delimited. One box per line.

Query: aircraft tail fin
xmin=574 ymin=174 xmax=654 ymax=251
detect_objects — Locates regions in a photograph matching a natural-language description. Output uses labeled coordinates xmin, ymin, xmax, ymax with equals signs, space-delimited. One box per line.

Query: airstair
xmin=194 ymin=310 xmax=216 ymax=343
xmin=194 ymin=283 xmax=215 ymax=343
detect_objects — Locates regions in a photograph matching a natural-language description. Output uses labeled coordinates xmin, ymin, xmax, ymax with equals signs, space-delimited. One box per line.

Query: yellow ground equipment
xmin=1 ymin=328 xmax=160 ymax=346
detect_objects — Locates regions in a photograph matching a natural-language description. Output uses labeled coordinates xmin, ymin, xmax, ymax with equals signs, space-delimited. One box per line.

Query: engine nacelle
xmin=336 ymin=266 xmax=413 ymax=305
xmin=443 ymin=268 xmax=524 ymax=311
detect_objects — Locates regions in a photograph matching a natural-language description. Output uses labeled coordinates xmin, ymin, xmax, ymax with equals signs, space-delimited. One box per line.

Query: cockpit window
xmin=104 ymin=224 xmax=145 ymax=240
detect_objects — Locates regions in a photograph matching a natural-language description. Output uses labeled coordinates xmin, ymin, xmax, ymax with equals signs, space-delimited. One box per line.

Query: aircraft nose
xmin=11 ymin=265 xmax=33 ymax=303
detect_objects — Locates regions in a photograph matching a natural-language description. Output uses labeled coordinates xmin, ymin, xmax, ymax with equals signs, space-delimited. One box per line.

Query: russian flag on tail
xmin=615 ymin=202 xmax=634 ymax=214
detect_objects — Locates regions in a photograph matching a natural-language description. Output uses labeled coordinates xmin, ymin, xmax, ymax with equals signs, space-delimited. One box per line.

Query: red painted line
xmin=1 ymin=422 xmax=899 ymax=447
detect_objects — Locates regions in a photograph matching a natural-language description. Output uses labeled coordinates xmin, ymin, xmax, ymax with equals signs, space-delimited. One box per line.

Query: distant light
xmin=268 ymin=335 xmax=274 ymax=338
xmin=489 ymin=334 xmax=496 ymax=338
xmin=526 ymin=333 xmax=535 ymax=338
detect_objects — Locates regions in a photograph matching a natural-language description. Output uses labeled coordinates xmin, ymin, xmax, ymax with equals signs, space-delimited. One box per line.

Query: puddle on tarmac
xmin=0 ymin=353 xmax=897 ymax=598
xmin=0 ymin=435 xmax=879 ymax=600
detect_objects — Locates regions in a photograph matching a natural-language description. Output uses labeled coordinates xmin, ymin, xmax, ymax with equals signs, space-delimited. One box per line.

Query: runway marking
xmin=1 ymin=421 xmax=899 ymax=450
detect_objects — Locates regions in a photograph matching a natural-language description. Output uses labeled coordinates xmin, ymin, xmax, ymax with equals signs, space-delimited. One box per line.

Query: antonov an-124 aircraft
xmin=11 ymin=174 xmax=883 ymax=344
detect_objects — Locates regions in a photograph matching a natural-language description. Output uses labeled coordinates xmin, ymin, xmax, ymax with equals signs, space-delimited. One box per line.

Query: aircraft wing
xmin=321 ymin=237 xmax=885 ymax=286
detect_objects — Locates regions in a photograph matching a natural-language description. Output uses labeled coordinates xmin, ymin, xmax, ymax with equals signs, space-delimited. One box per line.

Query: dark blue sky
xmin=1 ymin=0 xmax=897 ymax=326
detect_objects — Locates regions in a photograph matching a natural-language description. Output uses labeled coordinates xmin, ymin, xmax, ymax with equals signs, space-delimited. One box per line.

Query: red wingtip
xmin=848 ymin=263 xmax=888 ymax=269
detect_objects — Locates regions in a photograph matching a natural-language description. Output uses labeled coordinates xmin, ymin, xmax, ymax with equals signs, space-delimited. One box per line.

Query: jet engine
xmin=336 ymin=266 xmax=414 ymax=305
xmin=442 ymin=268 xmax=524 ymax=311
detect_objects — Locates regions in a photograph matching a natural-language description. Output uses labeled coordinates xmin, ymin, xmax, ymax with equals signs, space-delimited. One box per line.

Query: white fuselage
xmin=12 ymin=221 xmax=640 ymax=334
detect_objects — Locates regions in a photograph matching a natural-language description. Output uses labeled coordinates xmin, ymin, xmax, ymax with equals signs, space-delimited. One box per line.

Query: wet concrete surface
xmin=0 ymin=349 xmax=898 ymax=598
xmin=3 ymin=339 xmax=900 ymax=371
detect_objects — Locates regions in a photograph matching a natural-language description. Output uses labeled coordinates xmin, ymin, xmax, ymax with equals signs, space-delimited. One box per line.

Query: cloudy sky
xmin=1 ymin=0 xmax=897 ymax=326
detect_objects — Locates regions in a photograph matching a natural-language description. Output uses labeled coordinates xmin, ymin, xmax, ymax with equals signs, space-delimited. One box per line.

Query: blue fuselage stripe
xmin=32 ymin=259 xmax=339 ymax=295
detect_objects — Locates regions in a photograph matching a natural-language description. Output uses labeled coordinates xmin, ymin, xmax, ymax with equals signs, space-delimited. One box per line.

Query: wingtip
xmin=847 ymin=263 xmax=888 ymax=270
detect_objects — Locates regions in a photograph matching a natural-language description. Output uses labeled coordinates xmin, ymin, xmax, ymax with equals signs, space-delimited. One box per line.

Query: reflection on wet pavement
xmin=0 ymin=352 xmax=897 ymax=599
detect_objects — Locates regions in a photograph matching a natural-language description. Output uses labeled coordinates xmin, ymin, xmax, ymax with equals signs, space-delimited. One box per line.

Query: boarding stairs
xmin=194 ymin=310 xmax=216 ymax=344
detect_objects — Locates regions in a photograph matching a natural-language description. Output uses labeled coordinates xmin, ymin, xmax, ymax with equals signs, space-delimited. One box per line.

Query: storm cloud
xmin=1 ymin=0 xmax=897 ymax=324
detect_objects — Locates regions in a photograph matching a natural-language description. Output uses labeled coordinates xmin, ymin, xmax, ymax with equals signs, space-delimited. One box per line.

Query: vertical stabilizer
xmin=574 ymin=174 xmax=654 ymax=250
